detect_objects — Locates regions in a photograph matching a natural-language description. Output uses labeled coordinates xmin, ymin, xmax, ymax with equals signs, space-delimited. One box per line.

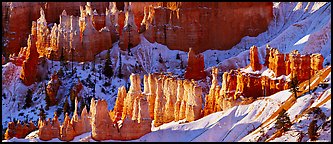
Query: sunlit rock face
xmin=20 ymin=34 xmax=39 ymax=86
xmin=203 ymin=47 xmax=325 ymax=116
xmin=2 ymin=2 xmax=111 ymax=56
xmin=119 ymin=2 xmax=141 ymax=51
xmin=4 ymin=121 xmax=36 ymax=140
xmin=141 ymin=2 xmax=273 ymax=53
xmin=184 ymin=48 xmax=206 ymax=81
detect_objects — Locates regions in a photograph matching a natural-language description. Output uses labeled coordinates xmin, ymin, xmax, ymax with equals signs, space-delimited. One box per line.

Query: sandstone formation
xmin=2 ymin=2 xmax=41 ymax=56
xmin=20 ymin=34 xmax=39 ymax=86
xmin=265 ymin=48 xmax=324 ymax=82
xmin=90 ymin=99 xmax=113 ymax=140
xmin=38 ymin=114 xmax=61 ymax=141
xmin=70 ymin=97 xmax=91 ymax=136
xmin=59 ymin=113 xmax=75 ymax=141
xmin=4 ymin=121 xmax=36 ymax=140
xmin=203 ymin=47 xmax=325 ymax=116
xmin=119 ymin=2 xmax=141 ymax=51
xmin=33 ymin=5 xmax=113 ymax=62
xmin=249 ymin=46 xmax=262 ymax=71
xmin=46 ymin=72 xmax=62 ymax=106
xmin=2 ymin=2 xmax=116 ymax=56
xmin=184 ymin=48 xmax=206 ymax=81
xmin=141 ymin=2 xmax=273 ymax=53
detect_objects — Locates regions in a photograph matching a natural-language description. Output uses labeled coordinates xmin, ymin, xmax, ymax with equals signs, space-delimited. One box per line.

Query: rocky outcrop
xmin=91 ymin=99 xmax=114 ymax=141
xmin=265 ymin=48 xmax=324 ymax=81
xmin=2 ymin=2 xmax=114 ymax=56
xmin=59 ymin=113 xmax=75 ymax=141
xmin=204 ymin=47 xmax=325 ymax=116
xmin=38 ymin=113 xmax=60 ymax=141
xmin=46 ymin=73 xmax=61 ymax=106
xmin=70 ymin=97 xmax=91 ymax=136
xmin=141 ymin=2 xmax=273 ymax=53
xmin=20 ymin=34 xmax=39 ymax=86
xmin=33 ymin=5 xmax=113 ymax=62
xmin=249 ymin=46 xmax=262 ymax=71
xmin=119 ymin=2 xmax=141 ymax=51
xmin=4 ymin=121 xmax=36 ymax=140
xmin=2 ymin=2 xmax=41 ymax=56
xmin=184 ymin=48 xmax=206 ymax=81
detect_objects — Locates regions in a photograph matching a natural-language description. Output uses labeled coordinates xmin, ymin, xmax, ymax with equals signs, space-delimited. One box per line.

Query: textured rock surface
xmin=249 ymin=46 xmax=262 ymax=71
xmin=4 ymin=121 xmax=36 ymax=140
xmin=46 ymin=73 xmax=61 ymax=106
xmin=204 ymin=48 xmax=325 ymax=116
xmin=91 ymin=99 xmax=113 ymax=141
xmin=59 ymin=113 xmax=75 ymax=141
xmin=119 ymin=2 xmax=141 ymax=51
xmin=20 ymin=34 xmax=39 ymax=86
xmin=141 ymin=2 xmax=273 ymax=53
xmin=184 ymin=48 xmax=206 ymax=80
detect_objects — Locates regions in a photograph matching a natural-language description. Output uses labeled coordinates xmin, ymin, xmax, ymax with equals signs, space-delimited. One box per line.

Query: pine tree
xmin=289 ymin=76 xmax=300 ymax=99
xmin=70 ymin=89 xmax=76 ymax=113
xmin=38 ymin=106 xmax=46 ymax=121
xmin=63 ymin=98 xmax=70 ymax=116
xmin=103 ymin=49 xmax=113 ymax=78
xmin=44 ymin=83 xmax=50 ymax=109
xmin=117 ymin=52 xmax=123 ymax=78
xmin=79 ymin=100 xmax=86 ymax=115
xmin=274 ymin=109 xmax=292 ymax=132
xmin=158 ymin=53 xmax=163 ymax=63
xmin=176 ymin=53 xmax=180 ymax=60
xmin=24 ymin=89 xmax=33 ymax=109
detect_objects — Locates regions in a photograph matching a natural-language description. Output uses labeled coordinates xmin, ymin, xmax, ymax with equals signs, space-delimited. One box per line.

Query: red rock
xmin=60 ymin=113 xmax=75 ymax=141
xmin=249 ymin=46 xmax=262 ymax=71
xmin=119 ymin=2 xmax=141 ymax=51
xmin=46 ymin=73 xmax=61 ymax=106
xmin=20 ymin=34 xmax=39 ymax=86
xmin=91 ymin=100 xmax=113 ymax=141
xmin=184 ymin=48 xmax=206 ymax=81
xmin=141 ymin=2 xmax=273 ymax=53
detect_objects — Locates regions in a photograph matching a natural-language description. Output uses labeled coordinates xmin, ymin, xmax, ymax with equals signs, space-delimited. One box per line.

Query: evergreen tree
xmin=70 ymin=89 xmax=76 ymax=113
xmin=103 ymin=49 xmax=113 ymax=78
xmin=176 ymin=53 xmax=180 ymax=60
xmin=274 ymin=109 xmax=292 ymax=132
xmin=44 ymin=83 xmax=50 ymax=109
xmin=79 ymin=100 xmax=86 ymax=115
xmin=63 ymin=98 xmax=70 ymax=116
xmin=117 ymin=52 xmax=123 ymax=78
xmin=289 ymin=76 xmax=300 ymax=99
xmin=158 ymin=53 xmax=164 ymax=63
xmin=24 ymin=89 xmax=33 ymax=109
xmin=38 ymin=106 xmax=46 ymax=121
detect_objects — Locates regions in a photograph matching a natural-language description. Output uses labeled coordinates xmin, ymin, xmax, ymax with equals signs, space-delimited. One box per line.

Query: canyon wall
xmin=3 ymin=2 xmax=273 ymax=62
xmin=141 ymin=2 xmax=273 ymax=53
xmin=1 ymin=2 xmax=113 ymax=57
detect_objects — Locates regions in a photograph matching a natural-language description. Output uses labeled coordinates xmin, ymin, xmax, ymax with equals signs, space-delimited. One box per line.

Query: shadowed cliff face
xmin=2 ymin=2 xmax=273 ymax=59
xmin=142 ymin=2 xmax=273 ymax=54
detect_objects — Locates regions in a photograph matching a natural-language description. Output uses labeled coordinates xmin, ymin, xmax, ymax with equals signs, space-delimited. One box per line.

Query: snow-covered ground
xmin=2 ymin=2 xmax=331 ymax=142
